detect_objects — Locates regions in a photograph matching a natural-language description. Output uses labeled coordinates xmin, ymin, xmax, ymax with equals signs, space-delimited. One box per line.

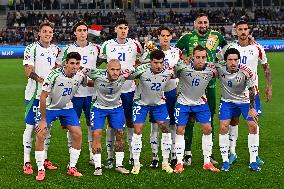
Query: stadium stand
xmin=0 ymin=0 xmax=283 ymax=45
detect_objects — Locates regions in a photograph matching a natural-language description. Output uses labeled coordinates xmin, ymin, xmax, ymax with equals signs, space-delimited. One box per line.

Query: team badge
xmin=206 ymin=34 xmax=218 ymax=50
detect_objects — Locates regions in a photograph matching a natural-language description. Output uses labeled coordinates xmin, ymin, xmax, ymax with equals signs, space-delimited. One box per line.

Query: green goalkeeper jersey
xmin=175 ymin=29 xmax=227 ymax=62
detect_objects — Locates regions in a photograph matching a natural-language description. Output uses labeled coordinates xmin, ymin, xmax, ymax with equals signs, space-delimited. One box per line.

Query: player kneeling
xmin=34 ymin=52 xmax=86 ymax=181
xmin=131 ymin=50 xmax=174 ymax=175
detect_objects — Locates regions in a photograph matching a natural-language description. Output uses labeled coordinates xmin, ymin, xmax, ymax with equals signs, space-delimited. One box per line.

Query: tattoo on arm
xmin=29 ymin=72 xmax=40 ymax=81
xmin=262 ymin=63 xmax=272 ymax=88
xmin=249 ymin=87 xmax=255 ymax=109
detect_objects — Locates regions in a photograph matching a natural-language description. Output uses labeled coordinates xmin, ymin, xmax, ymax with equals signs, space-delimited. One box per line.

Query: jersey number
xmin=164 ymin=58 xmax=169 ymax=65
xmin=82 ymin=56 xmax=88 ymax=64
xmin=151 ymin=83 xmax=161 ymax=91
xmin=241 ymin=56 xmax=247 ymax=64
xmin=62 ymin=88 xmax=72 ymax=96
xmin=227 ymin=80 xmax=232 ymax=87
xmin=108 ymin=88 xmax=113 ymax=94
xmin=191 ymin=78 xmax=200 ymax=86
xmin=118 ymin=52 xmax=126 ymax=61
xmin=47 ymin=57 xmax=52 ymax=65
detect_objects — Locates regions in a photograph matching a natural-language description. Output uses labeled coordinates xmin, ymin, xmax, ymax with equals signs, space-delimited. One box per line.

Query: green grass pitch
xmin=0 ymin=52 xmax=283 ymax=188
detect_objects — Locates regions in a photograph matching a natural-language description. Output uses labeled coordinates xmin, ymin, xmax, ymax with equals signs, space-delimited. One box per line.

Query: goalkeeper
xmin=175 ymin=13 xmax=227 ymax=165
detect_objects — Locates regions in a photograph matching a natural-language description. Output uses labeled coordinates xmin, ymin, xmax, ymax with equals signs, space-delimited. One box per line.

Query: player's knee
xmin=158 ymin=122 xmax=170 ymax=133
xmin=202 ymin=124 xmax=212 ymax=135
xmin=71 ymin=129 xmax=82 ymax=142
xmin=220 ymin=125 xmax=229 ymax=134
xmin=230 ymin=117 xmax=239 ymax=126
xmin=93 ymin=130 xmax=102 ymax=139
xmin=248 ymin=123 xmax=257 ymax=134
xmin=134 ymin=124 xmax=143 ymax=135
xmin=176 ymin=126 xmax=185 ymax=135
xmin=115 ymin=129 xmax=124 ymax=141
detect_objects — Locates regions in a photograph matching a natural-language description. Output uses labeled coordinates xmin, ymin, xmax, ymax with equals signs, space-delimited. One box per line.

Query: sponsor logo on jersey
xmin=74 ymin=81 xmax=79 ymax=86
xmin=111 ymin=48 xmax=116 ymax=52
xmin=40 ymin=53 xmax=44 ymax=56
xmin=186 ymin=72 xmax=192 ymax=77
xmin=58 ymin=83 xmax=64 ymax=86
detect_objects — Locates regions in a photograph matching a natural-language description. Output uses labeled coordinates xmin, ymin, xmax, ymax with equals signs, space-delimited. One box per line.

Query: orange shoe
xmin=67 ymin=167 xmax=83 ymax=177
xmin=203 ymin=163 xmax=220 ymax=172
xmin=174 ymin=163 xmax=184 ymax=173
xmin=44 ymin=159 xmax=57 ymax=170
xmin=23 ymin=162 xmax=33 ymax=175
xmin=36 ymin=170 xmax=45 ymax=181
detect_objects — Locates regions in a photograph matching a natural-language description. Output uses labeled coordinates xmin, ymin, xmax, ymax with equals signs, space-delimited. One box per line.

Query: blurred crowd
xmin=1 ymin=7 xmax=284 ymax=45
xmin=135 ymin=8 xmax=284 ymax=25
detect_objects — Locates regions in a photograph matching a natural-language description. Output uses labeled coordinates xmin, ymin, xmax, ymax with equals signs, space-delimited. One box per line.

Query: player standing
xmin=141 ymin=26 xmax=182 ymax=168
xmin=176 ymin=13 xmax=227 ymax=165
xmin=23 ymin=21 xmax=59 ymax=174
xmin=217 ymin=48 xmax=260 ymax=172
xmin=100 ymin=19 xmax=143 ymax=167
xmin=218 ymin=20 xmax=272 ymax=165
xmin=174 ymin=45 xmax=219 ymax=173
xmin=56 ymin=21 xmax=100 ymax=164
xmin=35 ymin=52 xmax=86 ymax=181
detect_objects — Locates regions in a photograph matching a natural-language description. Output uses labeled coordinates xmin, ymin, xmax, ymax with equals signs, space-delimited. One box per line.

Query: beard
xmin=198 ymin=27 xmax=208 ymax=35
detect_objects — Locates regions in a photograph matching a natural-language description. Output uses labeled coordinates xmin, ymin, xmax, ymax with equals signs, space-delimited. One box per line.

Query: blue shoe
xmin=249 ymin=162 xmax=261 ymax=172
xmin=221 ymin=161 xmax=230 ymax=171
xmin=229 ymin=154 xmax=237 ymax=165
xmin=256 ymin=156 xmax=264 ymax=166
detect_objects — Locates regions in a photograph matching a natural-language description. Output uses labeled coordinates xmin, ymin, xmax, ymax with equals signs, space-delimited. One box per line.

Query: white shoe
xmin=93 ymin=167 xmax=102 ymax=176
xmin=115 ymin=166 xmax=130 ymax=174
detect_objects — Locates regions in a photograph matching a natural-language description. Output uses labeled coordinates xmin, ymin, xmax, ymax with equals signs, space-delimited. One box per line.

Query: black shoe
xmin=183 ymin=155 xmax=192 ymax=166
xmin=170 ymin=158 xmax=177 ymax=167
xmin=150 ymin=159 xmax=159 ymax=168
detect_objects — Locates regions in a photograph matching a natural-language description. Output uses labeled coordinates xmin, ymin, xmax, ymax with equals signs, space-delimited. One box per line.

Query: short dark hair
xmin=195 ymin=12 xmax=208 ymax=20
xmin=193 ymin=45 xmax=207 ymax=55
xmin=157 ymin=26 xmax=172 ymax=35
xmin=72 ymin=20 xmax=88 ymax=33
xmin=66 ymin=52 xmax=81 ymax=62
xmin=150 ymin=49 xmax=165 ymax=60
xmin=115 ymin=19 xmax=128 ymax=27
xmin=39 ymin=20 xmax=54 ymax=31
xmin=236 ymin=19 xmax=248 ymax=26
xmin=224 ymin=48 xmax=241 ymax=61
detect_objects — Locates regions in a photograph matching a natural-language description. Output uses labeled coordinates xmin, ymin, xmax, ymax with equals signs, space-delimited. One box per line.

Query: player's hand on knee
xmin=35 ymin=120 xmax=47 ymax=134
xmin=248 ymin=108 xmax=258 ymax=123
